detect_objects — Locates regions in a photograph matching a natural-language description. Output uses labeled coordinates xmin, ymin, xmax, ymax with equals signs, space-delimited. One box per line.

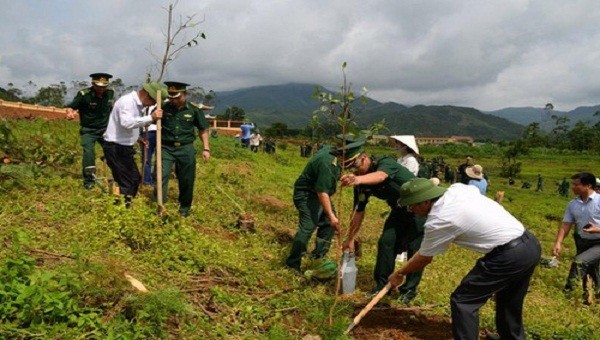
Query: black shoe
xmin=485 ymin=332 xmax=500 ymax=340
xmin=398 ymin=292 xmax=416 ymax=305
xmin=179 ymin=207 xmax=191 ymax=217
xmin=124 ymin=196 xmax=132 ymax=209
xmin=84 ymin=183 xmax=94 ymax=190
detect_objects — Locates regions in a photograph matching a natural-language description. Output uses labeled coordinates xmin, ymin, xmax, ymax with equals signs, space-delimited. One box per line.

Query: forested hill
xmin=358 ymin=104 xmax=524 ymax=141
xmin=213 ymin=83 xmax=523 ymax=140
xmin=486 ymin=105 xmax=600 ymax=130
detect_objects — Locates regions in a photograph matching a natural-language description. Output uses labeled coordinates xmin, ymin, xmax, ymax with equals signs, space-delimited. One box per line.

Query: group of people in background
xmin=238 ymin=122 xmax=277 ymax=153
xmin=66 ymin=73 xmax=211 ymax=216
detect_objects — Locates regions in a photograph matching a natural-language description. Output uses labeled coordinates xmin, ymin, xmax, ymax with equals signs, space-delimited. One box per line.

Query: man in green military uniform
xmin=341 ymin=151 xmax=425 ymax=304
xmin=66 ymin=73 xmax=114 ymax=189
xmin=157 ymin=81 xmax=212 ymax=217
xmin=285 ymin=140 xmax=364 ymax=272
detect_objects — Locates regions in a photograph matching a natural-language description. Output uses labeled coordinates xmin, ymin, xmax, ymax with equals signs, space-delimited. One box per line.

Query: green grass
xmin=0 ymin=118 xmax=598 ymax=338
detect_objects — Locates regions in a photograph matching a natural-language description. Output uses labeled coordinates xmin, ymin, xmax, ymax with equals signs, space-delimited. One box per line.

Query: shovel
xmin=344 ymin=282 xmax=392 ymax=334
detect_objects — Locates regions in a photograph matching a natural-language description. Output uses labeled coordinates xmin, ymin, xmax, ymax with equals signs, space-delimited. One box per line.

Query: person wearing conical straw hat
xmin=102 ymin=82 xmax=167 ymax=206
xmin=390 ymin=135 xmax=419 ymax=176
xmin=389 ymin=178 xmax=541 ymax=339
xmin=66 ymin=73 xmax=115 ymax=189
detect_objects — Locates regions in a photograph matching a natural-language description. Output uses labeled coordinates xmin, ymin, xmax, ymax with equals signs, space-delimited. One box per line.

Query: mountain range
xmin=211 ymin=83 xmax=600 ymax=140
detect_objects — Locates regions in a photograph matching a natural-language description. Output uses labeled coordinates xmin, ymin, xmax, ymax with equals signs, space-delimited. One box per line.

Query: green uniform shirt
xmin=354 ymin=156 xmax=416 ymax=211
xmin=67 ymin=87 xmax=114 ymax=130
xmin=294 ymin=148 xmax=341 ymax=196
xmin=161 ymin=101 xmax=209 ymax=145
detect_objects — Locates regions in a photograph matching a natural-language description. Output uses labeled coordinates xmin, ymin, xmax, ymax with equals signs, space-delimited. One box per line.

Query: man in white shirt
xmin=389 ymin=179 xmax=541 ymax=339
xmin=552 ymin=172 xmax=600 ymax=304
xmin=102 ymin=82 xmax=166 ymax=204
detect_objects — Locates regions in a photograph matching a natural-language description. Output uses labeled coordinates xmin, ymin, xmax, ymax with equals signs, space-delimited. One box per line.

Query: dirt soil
xmin=350 ymin=307 xmax=453 ymax=339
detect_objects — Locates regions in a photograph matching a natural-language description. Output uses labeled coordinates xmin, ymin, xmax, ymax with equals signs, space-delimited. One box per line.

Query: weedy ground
xmin=0 ymin=119 xmax=598 ymax=339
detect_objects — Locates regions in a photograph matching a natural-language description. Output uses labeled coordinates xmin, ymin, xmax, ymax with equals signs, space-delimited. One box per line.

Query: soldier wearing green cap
xmin=388 ymin=179 xmax=541 ymax=339
xmin=157 ymin=81 xmax=211 ymax=217
xmin=340 ymin=151 xmax=425 ymax=304
xmin=102 ymin=82 xmax=166 ymax=205
xmin=284 ymin=140 xmax=364 ymax=272
xmin=66 ymin=73 xmax=115 ymax=189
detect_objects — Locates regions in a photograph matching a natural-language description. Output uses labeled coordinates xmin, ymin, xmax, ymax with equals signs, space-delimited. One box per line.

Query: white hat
xmin=465 ymin=164 xmax=484 ymax=180
xmin=390 ymin=135 xmax=419 ymax=155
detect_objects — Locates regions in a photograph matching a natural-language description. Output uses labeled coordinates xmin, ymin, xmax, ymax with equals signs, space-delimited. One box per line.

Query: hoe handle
xmin=345 ymin=282 xmax=392 ymax=334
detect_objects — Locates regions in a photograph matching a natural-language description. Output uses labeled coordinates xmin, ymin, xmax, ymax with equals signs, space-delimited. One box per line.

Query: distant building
xmin=415 ymin=135 xmax=474 ymax=146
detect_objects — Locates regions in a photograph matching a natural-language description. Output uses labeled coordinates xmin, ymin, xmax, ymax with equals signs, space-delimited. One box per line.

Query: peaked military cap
xmin=164 ymin=81 xmax=190 ymax=98
xmin=330 ymin=139 xmax=366 ymax=169
xmin=89 ymin=73 xmax=113 ymax=87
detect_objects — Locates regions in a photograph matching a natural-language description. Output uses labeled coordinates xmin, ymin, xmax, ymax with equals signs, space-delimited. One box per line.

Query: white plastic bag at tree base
xmin=395 ymin=252 xmax=407 ymax=263
xmin=341 ymin=250 xmax=357 ymax=294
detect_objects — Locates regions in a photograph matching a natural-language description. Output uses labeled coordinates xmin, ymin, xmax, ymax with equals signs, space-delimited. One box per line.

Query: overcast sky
xmin=1 ymin=0 xmax=599 ymax=111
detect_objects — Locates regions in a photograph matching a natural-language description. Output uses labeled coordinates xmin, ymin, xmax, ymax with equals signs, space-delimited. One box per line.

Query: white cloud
xmin=1 ymin=0 xmax=599 ymax=111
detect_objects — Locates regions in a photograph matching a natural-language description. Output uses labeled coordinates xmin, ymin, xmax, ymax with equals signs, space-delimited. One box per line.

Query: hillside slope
xmin=0 ymin=119 xmax=598 ymax=338
xmin=213 ymin=83 xmax=523 ymax=140
xmin=487 ymin=105 xmax=600 ymax=129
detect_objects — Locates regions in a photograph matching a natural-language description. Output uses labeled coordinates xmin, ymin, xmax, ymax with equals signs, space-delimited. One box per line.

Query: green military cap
xmin=330 ymin=139 xmax=366 ymax=169
xmin=142 ymin=82 xmax=168 ymax=101
xmin=89 ymin=73 xmax=113 ymax=87
xmin=397 ymin=178 xmax=446 ymax=207
xmin=164 ymin=81 xmax=190 ymax=98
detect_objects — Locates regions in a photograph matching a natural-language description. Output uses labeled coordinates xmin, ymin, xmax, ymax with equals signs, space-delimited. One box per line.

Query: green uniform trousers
xmin=285 ymin=190 xmax=336 ymax=270
xmin=374 ymin=207 xmax=425 ymax=296
xmin=159 ymin=143 xmax=196 ymax=214
xmin=80 ymin=129 xmax=105 ymax=186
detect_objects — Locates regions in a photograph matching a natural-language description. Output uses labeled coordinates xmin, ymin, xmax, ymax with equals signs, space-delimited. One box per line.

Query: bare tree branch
xmin=149 ymin=1 xmax=207 ymax=82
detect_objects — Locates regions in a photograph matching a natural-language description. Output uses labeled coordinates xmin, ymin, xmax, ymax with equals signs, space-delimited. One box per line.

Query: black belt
xmin=492 ymin=230 xmax=530 ymax=253
xmin=163 ymin=141 xmax=191 ymax=147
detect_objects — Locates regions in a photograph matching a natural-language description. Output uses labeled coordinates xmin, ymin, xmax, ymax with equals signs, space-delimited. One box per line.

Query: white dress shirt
xmin=398 ymin=154 xmax=419 ymax=176
xmin=419 ymin=184 xmax=525 ymax=256
xmin=103 ymin=91 xmax=154 ymax=146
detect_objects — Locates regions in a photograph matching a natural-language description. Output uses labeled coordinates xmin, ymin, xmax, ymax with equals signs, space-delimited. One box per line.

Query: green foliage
xmin=0 ymin=120 xmax=598 ymax=338
xmin=264 ymin=122 xmax=290 ymax=138
xmin=123 ymin=289 xmax=191 ymax=338
xmin=217 ymin=106 xmax=246 ymax=121
xmin=32 ymin=83 xmax=67 ymax=107
xmin=0 ymin=231 xmax=103 ymax=337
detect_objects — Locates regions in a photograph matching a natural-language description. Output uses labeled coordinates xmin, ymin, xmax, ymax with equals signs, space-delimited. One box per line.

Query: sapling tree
xmin=146 ymin=0 xmax=207 ymax=82
xmin=312 ymin=62 xmax=371 ymax=325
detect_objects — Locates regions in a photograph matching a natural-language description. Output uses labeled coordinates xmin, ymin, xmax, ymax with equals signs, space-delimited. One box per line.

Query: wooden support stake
xmin=155 ymin=90 xmax=164 ymax=213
